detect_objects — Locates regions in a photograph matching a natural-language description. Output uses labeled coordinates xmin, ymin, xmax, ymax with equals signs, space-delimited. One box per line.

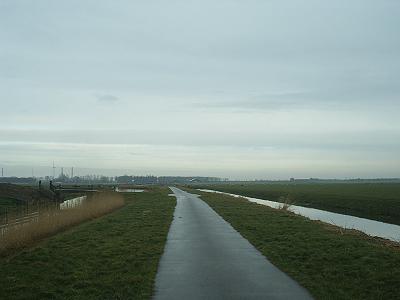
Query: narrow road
xmin=153 ymin=187 xmax=313 ymax=300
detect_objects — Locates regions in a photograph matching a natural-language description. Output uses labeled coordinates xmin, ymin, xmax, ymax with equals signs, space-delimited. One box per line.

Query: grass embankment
xmin=193 ymin=183 xmax=400 ymax=225
xmin=0 ymin=183 xmax=57 ymax=218
xmin=0 ymin=188 xmax=175 ymax=299
xmin=192 ymin=189 xmax=400 ymax=300
xmin=1 ymin=192 xmax=124 ymax=254
xmin=0 ymin=197 xmax=20 ymax=215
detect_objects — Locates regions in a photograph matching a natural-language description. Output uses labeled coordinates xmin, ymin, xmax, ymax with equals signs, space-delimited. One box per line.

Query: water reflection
xmin=60 ymin=196 xmax=87 ymax=210
xmin=199 ymin=189 xmax=400 ymax=243
xmin=115 ymin=187 xmax=145 ymax=193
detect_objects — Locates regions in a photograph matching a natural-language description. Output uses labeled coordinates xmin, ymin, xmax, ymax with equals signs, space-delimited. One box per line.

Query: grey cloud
xmin=194 ymin=83 xmax=400 ymax=112
xmin=1 ymin=128 xmax=399 ymax=152
xmin=96 ymin=94 xmax=119 ymax=103
xmin=196 ymin=91 xmax=316 ymax=111
xmin=0 ymin=0 xmax=399 ymax=178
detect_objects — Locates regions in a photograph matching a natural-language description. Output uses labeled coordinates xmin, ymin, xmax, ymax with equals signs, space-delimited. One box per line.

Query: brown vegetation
xmin=277 ymin=195 xmax=294 ymax=211
xmin=0 ymin=192 xmax=124 ymax=255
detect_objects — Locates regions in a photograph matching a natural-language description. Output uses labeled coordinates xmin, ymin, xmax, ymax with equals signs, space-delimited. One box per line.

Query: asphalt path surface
xmin=153 ymin=187 xmax=313 ymax=300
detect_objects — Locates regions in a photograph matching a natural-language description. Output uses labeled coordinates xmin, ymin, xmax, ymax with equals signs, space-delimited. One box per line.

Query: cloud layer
xmin=1 ymin=0 xmax=399 ymax=178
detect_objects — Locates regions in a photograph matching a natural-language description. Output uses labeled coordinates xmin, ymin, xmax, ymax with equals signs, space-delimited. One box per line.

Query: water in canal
xmin=60 ymin=196 xmax=87 ymax=210
xmin=198 ymin=189 xmax=400 ymax=243
xmin=115 ymin=187 xmax=145 ymax=193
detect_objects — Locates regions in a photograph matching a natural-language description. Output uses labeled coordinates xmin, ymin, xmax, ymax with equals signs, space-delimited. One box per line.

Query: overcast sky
xmin=1 ymin=0 xmax=400 ymax=179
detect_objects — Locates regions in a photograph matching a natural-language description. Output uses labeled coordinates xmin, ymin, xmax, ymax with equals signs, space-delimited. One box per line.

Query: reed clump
xmin=278 ymin=195 xmax=294 ymax=211
xmin=0 ymin=192 xmax=124 ymax=255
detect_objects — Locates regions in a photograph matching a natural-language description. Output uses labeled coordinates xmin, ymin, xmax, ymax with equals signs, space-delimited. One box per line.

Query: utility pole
xmin=1 ymin=168 xmax=3 ymax=177
xmin=52 ymin=161 xmax=56 ymax=179
xmin=71 ymin=167 xmax=74 ymax=178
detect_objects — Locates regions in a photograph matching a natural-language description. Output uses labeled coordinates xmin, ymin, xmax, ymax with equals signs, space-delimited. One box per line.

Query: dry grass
xmin=0 ymin=192 xmax=124 ymax=255
xmin=278 ymin=195 xmax=294 ymax=211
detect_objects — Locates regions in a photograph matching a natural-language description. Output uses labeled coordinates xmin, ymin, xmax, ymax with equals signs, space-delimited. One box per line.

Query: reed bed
xmin=0 ymin=192 xmax=124 ymax=255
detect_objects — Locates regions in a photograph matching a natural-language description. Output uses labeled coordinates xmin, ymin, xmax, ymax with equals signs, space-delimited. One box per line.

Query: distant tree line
xmin=115 ymin=175 xmax=224 ymax=185
xmin=0 ymin=175 xmax=226 ymax=185
xmin=0 ymin=177 xmax=36 ymax=184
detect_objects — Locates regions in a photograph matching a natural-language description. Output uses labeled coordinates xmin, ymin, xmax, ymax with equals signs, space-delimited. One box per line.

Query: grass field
xmin=0 ymin=183 xmax=57 ymax=218
xmin=0 ymin=192 xmax=124 ymax=254
xmin=0 ymin=187 xmax=175 ymax=300
xmin=0 ymin=197 xmax=20 ymax=215
xmin=191 ymin=189 xmax=400 ymax=300
xmin=192 ymin=183 xmax=400 ymax=225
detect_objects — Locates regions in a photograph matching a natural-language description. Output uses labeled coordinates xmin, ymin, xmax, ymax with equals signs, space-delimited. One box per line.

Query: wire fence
xmin=0 ymin=196 xmax=86 ymax=237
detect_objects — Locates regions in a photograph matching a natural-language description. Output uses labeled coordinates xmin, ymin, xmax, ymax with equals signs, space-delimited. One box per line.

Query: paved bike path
xmin=153 ymin=187 xmax=313 ymax=300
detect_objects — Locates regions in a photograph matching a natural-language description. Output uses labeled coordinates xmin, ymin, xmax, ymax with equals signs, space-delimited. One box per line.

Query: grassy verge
xmin=192 ymin=183 xmax=400 ymax=225
xmin=191 ymin=189 xmax=400 ymax=300
xmin=0 ymin=187 xmax=175 ymax=300
xmin=0 ymin=197 xmax=20 ymax=215
xmin=1 ymin=192 xmax=124 ymax=254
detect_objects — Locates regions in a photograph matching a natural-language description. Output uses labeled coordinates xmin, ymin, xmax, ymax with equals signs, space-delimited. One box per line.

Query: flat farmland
xmin=192 ymin=183 xmax=400 ymax=225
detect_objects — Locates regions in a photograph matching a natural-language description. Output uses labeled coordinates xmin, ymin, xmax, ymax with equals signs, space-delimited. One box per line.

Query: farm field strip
xmin=193 ymin=183 xmax=400 ymax=225
xmin=199 ymin=189 xmax=400 ymax=242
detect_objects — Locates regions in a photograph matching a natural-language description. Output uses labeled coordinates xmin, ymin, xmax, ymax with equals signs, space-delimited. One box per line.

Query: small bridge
xmin=55 ymin=188 xmax=98 ymax=193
